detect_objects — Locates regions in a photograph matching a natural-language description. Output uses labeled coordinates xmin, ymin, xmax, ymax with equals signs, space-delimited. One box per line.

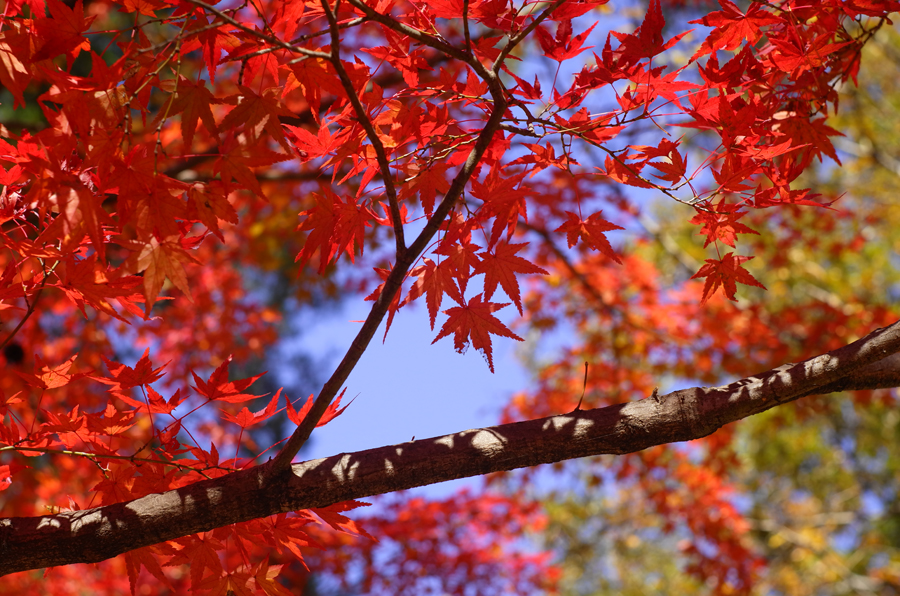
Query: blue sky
xmin=281 ymin=295 xmax=534 ymax=496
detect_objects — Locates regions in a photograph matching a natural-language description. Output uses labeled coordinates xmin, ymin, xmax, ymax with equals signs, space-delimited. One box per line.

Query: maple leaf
xmin=471 ymin=170 xmax=531 ymax=247
xmin=121 ymin=234 xmax=199 ymax=312
xmin=558 ymin=108 xmax=626 ymax=145
xmin=432 ymin=294 xmax=523 ymax=373
xmin=272 ymin=0 xmax=306 ymax=41
xmin=284 ymin=122 xmax=340 ymax=162
xmin=286 ymin=57 xmax=345 ymax=118
xmin=627 ymin=64 xmax=699 ymax=110
xmin=690 ymin=208 xmax=759 ymax=248
xmin=434 ymin=240 xmax=482 ymax=295
xmin=364 ymin=33 xmax=432 ymax=87
xmin=36 ymin=183 xmax=113 ymax=260
xmin=296 ymin=188 xmax=375 ymax=274
xmin=691 ymin=252 xmax=766 ymax=303
xmin=166 ymin=535 xmax=225 ymax=591
xmin=266 ymin=516 xmax=317 ymax=572
xmin=0 ymin=462 xmax=28 ymax=492
xmin=192 ymin=356 xmax=265 ymax=404
xmin=630 ymin=138 xmax=688 ymax=184
xmin=508 ymin=143 xmax=576 ymax=176
xmin=39 ymin=405 xmax=86 ymax=447
xmin=123 ymin=546 xmax=171 ymax=595
xmin=95 ymin=349 xmax=167 ymax=397
xmin=31 ymin=0 xmax=94 ymax=63
xmin=253 ymin=557 xmax=294 ymax=596
xmin=286 ymin=388 xmax=350 ymax=427
xmin=690 ymin=0 xmax=783 ymax=59
xmin=313 ymin=500 xmax=375 ymax=540
xmin=535 ymin=20 xmax=597 ymax=63
xmin=611 ymin=0 xmax=688 ymax=62
xmin=157 ymin=77 xmax=220 ymax=149
xmin=17 ymin=354 xmax=88 ymax=390
xmin=555 ymin=211 xmax=624 ymax=262
xmin=122 ymin=0 xmax=167 ymax=17
xmin=55 ymin=255 xmax=143 ymax=323
xmin=214 ymin=133 xmax=290 ymax=199
xmin=474 ymin=242 xmax=548 ymax=314
xmin=602 ymin=154 xmax=654 ymax=189
xmin=86 ymin=403 xmax=136 ymax=436
xmin=186 ymin=182 xmax=239 ymax=242
xmin=0 ymin=31 xmax=32 ymax=107
xmin=116 ymin=385 xmax=186 ymax=416
xmin=364 ymin=265 xmax=404 ymax=338
xmin=222 ymin=391 xmax=281 ymax=429
xmin=508 ymin=71 xmax=543 ymax=100
xmin=550 ymin=0 xmax=611 ymax=20
xmin=220 ymin=87 xmax=295 ymax=152
xmin=402 ymin=257 xmax=464 ymax=329
xmin=429 ymin=0 xmax=465 ymax=18
xmin=399 ymin=161 xmax=453 ymax=217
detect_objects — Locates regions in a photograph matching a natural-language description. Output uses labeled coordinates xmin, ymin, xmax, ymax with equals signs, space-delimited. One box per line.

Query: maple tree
xmin=2 ymin=0 xmax=900 ymax=592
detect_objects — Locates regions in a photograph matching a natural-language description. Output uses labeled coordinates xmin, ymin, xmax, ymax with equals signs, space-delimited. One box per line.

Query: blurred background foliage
xmin=525 ymin=23 xmax=900 ymax=596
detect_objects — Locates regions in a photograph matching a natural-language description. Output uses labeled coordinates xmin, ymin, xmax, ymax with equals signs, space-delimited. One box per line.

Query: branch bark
xmin=4 ymin=320 xmax=900 ymax=575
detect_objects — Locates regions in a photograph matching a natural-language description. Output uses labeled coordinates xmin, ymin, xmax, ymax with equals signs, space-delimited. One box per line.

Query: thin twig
xmin=320 ymin=0 xmax=406 ymax=254
xmin=184 ymin=0 xmax=331 ymax=59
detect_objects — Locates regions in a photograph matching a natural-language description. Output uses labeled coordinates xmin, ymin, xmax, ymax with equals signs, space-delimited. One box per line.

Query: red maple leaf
xmin=284 ymin=122 xmax=339 ymax=162
xmin=611 ymin=0 xmax=688 ymax=62
xmin=471 ymin=170 xmax=531 ymax=247
xmin=399 ymin=161 xmax=452 ymax=216
xmin=555 ymin=211 xmax=624 ymax=262
xmin=535 ymin=19 xmax=597 ymax=63
xmin=313 ymin=500 xmax=375 ymax=540
xmin=121 ymin=234 xmax=199 ymax=312
xmin=222 ymin=391 xmax=281 ymax=430
xmin=690 ymin=207 xmax=759 ymax=248
xmin=473 ymin=242 xmax=548 ymax=314
xmin=364 ymin=265 xmax=404 ymax=338
xmin=158 ymin=77 xmax=220 ymax=149
xmin=402 ymin=257 xmax=464 ymax=329
xmin=690 ymin=0 xmax=783 ymax=59
xmin=691 ymin=252 xmax=766 ymax=303
xmin=123 ymin=546 xmax=171 ymax=595
xmin=297 ymin=189 xmax=375 ymax=274
xmin=432 ymin=294 xmax=523 ymax=372
xmin=96 ymin=349 xmax=167 ymax=395
xmin=287 ymin=388 xmax=350 ymax=428
xmin=192 ymin=356 xmax=265 ymax=404
xmin=31 ymin=0 xmax=94 ymax=63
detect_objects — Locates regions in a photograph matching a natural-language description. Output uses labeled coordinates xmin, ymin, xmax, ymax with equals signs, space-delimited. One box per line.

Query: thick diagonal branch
xmin=5 ymin=319 xmax=900 ymax=575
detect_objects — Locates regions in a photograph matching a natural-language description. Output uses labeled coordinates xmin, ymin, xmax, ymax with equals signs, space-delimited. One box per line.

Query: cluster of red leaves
xmin=1 ymin=0 xmax=898 ymax=592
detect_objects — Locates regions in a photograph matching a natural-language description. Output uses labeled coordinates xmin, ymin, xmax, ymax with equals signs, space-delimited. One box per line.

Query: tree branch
xmin=5 ymin=319 xmax=900 ymax=575
xmin=320 ymin=0 xmax=406 ymax=254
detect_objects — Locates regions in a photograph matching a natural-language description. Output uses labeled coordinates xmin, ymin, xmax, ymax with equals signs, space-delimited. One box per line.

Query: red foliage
xmin=1 ymin=0 xmax=897 ymax=592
